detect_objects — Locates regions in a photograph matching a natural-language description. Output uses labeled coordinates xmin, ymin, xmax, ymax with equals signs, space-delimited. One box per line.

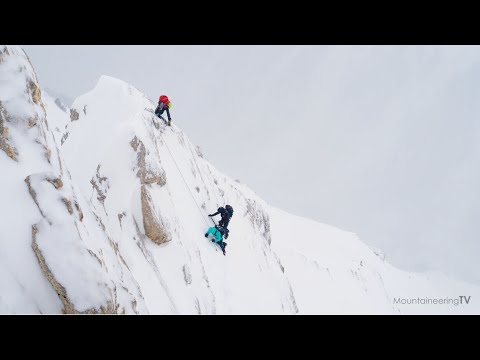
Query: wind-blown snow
xmin=1 ymin=45 xmax=479 ymax=314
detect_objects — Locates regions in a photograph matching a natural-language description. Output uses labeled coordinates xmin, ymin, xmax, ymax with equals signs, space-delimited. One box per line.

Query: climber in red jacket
xmin=155 ymin=95 xmax=173 ymax=126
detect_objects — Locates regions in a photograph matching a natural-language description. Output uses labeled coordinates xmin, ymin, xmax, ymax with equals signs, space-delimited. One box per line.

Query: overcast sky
xmin=22 ymin=45 xmax=480 ymax=285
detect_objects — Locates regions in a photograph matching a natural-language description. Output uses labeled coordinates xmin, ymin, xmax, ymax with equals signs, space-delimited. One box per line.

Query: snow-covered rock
xmin=1 ymin=45 xmax=479 ymax=314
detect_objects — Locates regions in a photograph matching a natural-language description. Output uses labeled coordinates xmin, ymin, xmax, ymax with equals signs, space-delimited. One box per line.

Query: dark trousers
xmin=155 ymin=106 xmax=171 ymax=121
xmin=219 ymin=218 xmax=229 ymax=228
xmin=218 ymin=240 xmax=226 ymax=252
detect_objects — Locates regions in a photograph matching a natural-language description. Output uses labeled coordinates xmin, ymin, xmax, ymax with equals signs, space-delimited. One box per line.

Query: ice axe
xmin=209 ymin=215 xmax=220 ymax=229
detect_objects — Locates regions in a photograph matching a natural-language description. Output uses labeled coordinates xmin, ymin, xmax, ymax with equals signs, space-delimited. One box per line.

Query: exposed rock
xmin=142 ymin=169 xmax=166 ymax=186
xmin=46 ymin=176 xmax=63 ymax=189
xmin=33 ymin=224 xmax=119 ymax=314
xmin=0 ymin=137 xmax=18 ymax=161
xmin=141 ymin=185 xmax=169 ymax=245
xmin=25 ymin=175 xmax=48 ymax=222
xmin=32 ymin=224 xmax=75 ymax=314
xmin=28 ymin=115 xmax=38 ymax=128
xmin=43 ymin=144 xmax=51 ymax=163
xmin=90 ymin=165 xmax=109 ymax=204
xmin=25 ymin=173 xmax=64 ymax=223
xmin=195 ymin=145 xmax=204 ymax=158
xmin=80 ymin=301 xmax=117 ymax=314
xmin=75 ymin=200 xmax=84 ymax=222
xmin=62 ymin=198 xmax=73 ymax=215
xmin=87 ymin=249 xmax=102 ymax=267
xmin=0 ymin=106 xmax=7 ymax=137
xmin=118 ymin=212 xmax=127 ymax=227
xmin=133 ymin=138 xmax=166 ymax=186
xmin=130 ymin=136 xmax=139 ymax=152
xmin=61 ymin=131 xmax=69 ymax=145
xmin=0 ymin=104 xmax=18 ymax=161
xmin=70 ymin=109 xmax=79 ymax=121
xmin=91 ymin=178 xmax=106 ymax=203
xmin=28 ymin=80 xmax=42 ymax=105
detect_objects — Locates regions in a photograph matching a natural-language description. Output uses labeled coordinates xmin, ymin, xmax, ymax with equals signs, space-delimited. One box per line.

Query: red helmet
xmin=159 ymin=95 xmax=169 ymax=105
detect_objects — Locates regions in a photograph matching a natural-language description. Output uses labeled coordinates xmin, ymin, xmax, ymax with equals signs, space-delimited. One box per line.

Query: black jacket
xmin=155 ymin=101 xmax=171 ymax=121
xmin=211 ymin=207 xmax=229 ymax=220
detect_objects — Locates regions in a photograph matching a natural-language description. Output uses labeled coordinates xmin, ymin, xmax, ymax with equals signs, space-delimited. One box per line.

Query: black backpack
xmin=225 ymin=205 xmax=234 ymax=218
xmin=216 ymin=226 xmax=228 ymax=238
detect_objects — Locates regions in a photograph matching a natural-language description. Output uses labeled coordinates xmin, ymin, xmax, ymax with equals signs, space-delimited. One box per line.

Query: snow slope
xmin=0 ymin=46 xmax=146 ymax=314
xmin=1 ymin=45 xmax=479 ymax=314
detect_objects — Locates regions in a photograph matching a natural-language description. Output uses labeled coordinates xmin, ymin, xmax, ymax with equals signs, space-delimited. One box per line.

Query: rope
xmin=158 ymin=126 xmax=213 ymax=228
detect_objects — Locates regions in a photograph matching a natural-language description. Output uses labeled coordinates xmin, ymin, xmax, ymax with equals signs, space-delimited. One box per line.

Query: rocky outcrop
xmin=74 ymin=200 xmax=84 ymax=222
xmin=27 ymin=173 xmax=123 ymax=314
xmin=141 ymin=185 xmax=170 ymax=245
xmin=0 ymin=134 xmax=17 ymax=161
xmin=0 ymin=46 xmax=149 ymax=314
xmin=131 ymin=136 xmax=166 ymax=186
xmin=90 ymin=165 xmax=109 ymax=204
xmin=70 ymin=108 xmax=79 ymax=121
xmin=132 ymin=135 xmax=170 ymax=244
xmin=62 ymin=198 xmax=73 ymax=214
xmin=46 ymin=176 xmax=63 ymax=189
xmin=130 ymin=136 xmax=140 ymax=151
xmin=29 ymin=80 xmax=42 ymax=105
xmin=25 ymin=174 xmax=51 ymax=222
xmin=32 ymin=224 xmax=118 ymax=314
xmin=0 ymin=47 xmax=48 ymax=161
xmin=32 ymin=224 xmax=76 ymax=314
xmin=0 ymin=104 xmax=18 ymax=161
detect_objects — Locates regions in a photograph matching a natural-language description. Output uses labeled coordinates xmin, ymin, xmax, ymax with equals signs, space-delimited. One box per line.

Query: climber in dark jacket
xmin=209 ymin=205 xmax=234 ymax=228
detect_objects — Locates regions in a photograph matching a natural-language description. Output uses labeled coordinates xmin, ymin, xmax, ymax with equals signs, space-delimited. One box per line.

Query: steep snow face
xmin=0 ymin=46 xmax=146 ymax=314
xmin=0 ymin=45 xmax=62 ymax=313
xmin=61 ymin=75 xmax=298 ymax=314
xmin=2 ymin=46 xmax=479 ymax=314
xmin=61 ymin=75 xmax=480 ymax=314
